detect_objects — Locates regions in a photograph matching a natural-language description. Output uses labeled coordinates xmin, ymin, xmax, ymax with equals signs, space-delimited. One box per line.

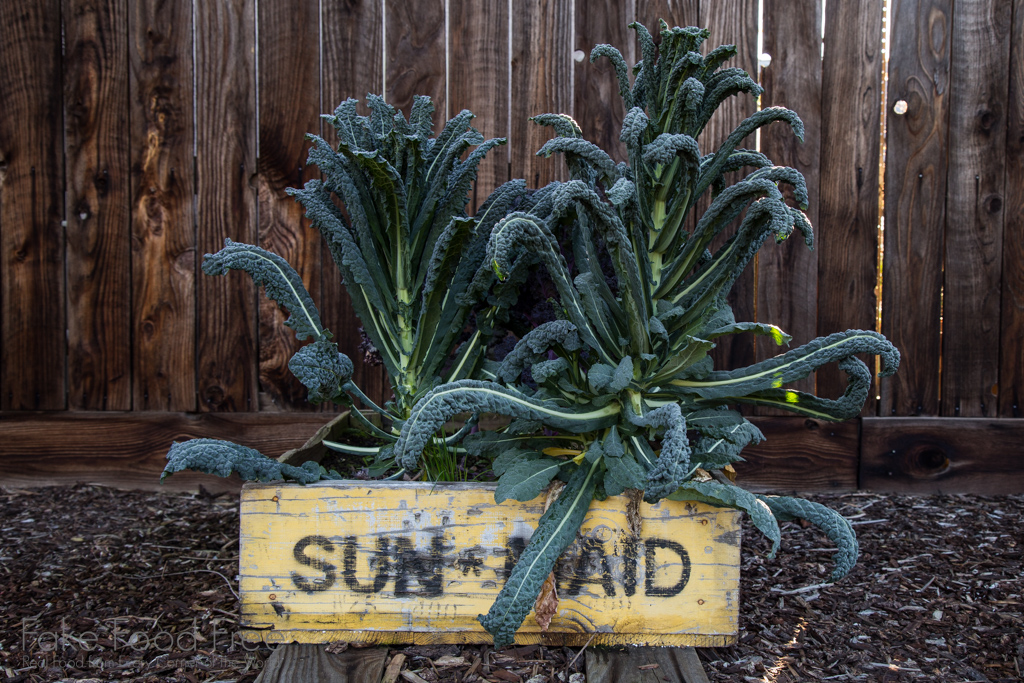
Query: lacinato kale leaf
xmin=479 ymin=458 xmax=600 ymax=648
xmin=162 ymin=439 xmax=324 ymax=484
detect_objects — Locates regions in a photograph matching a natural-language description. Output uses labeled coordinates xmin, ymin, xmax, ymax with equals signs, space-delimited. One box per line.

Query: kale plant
xmin=393 ymin=22 xmax=900 ymax=646
xmin=164 ymin=95 xmax=523 ymax=483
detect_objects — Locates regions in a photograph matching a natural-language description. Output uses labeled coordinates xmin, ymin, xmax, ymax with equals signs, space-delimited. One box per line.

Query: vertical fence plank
xmin=879 ymin=0 xmax=952 ymax=417
xmin=699 ymin=1 xmax=758 ymax=376
xmin=195 ymin=0 xmax=258 ymax=412
xmin=757 ymin=0 xmax=822 ymax=409
xmin=1000 ymin=0 xmax=1024 ymax=417
xmin=449 ymin=0 xmax=510 ymax=208
xmin=257 ymin=0 xmax=321 ymax=411
xmin=0 ymin=0 xmax=66 ymax=411
xmin=385 ymin=0 xmax=446 ymax=117
xmin=699 ymin=1 xmax=759 ymax=163
xmin=574 ymin=1 xmax=634 ymax=163
xmin=129 ymin=0 xmax=195 ymax=411
xmin=940 ymin=0 xmax=1012 ymax=418
xmin=321 ymin=0 xmax=388 ymax=407
xmin=636 ymin=0 xmax=699 ymax=32
xmin=63 ymin=0 xmax=130 ymax=411
xmin=510 ymin=0 xmax=573 ymax=186
xmin=816 ymin=0 xmax=883 ymax=414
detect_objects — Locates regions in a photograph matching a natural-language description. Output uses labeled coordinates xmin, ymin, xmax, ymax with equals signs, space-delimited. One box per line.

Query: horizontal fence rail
xmin=0 ymin=0 xmax=1022 ymax=492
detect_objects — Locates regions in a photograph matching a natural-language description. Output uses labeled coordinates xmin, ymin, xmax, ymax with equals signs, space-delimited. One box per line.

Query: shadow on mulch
xmin=0 ymin=485 xmax=1021 ymax=682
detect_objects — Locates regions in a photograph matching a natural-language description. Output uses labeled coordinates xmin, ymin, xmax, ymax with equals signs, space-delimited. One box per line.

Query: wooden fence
xmin=1 ymin=0 xmax=1022 ymax=494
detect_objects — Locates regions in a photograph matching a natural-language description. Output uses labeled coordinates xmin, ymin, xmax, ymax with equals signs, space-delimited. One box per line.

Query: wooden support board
xmin=253 ymin=643 xmax=387 ymax=683
xmin=860 ymin=417 xmax=1024 ymax=494
xmin=586 ymin=646 xmax=711 ymax=683
xmin=239 ymin=481 xmax=740 ymax=647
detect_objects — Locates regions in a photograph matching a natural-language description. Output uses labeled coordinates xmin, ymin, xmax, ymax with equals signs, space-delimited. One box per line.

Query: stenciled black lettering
xmin=644 ymin=538 xmax=690 ymax=597
xmin=500 ymin=536 xmax=528 ymax=582
xmin=561 ymin=537 xmax=616 ymax=597
xmin=457 ymin=546 xmax=485 ymax=576
xmin=391 ymin=531 xmax=447 ymax=597
xmin=341 ymin=536 xmax=382 ymax=593
xmin=291 ymin=535 xmax=337 ymax=592
xmin=369 ymin=537 xmax=393 ymax=592
xmin=619 ymin=532 xmax=640 ymax=597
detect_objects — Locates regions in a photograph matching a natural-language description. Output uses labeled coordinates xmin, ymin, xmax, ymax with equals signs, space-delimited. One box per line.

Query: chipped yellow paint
xmin=239 ymin=481 xmax=740 ymax=646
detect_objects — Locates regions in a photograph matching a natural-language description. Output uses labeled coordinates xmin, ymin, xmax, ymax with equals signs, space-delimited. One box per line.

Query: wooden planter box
xmin=239 ymin=481 xmax=741 ymax=647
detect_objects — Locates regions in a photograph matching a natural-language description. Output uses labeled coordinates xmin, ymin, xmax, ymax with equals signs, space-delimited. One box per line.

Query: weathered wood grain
xmin=129 ymin=0 xmax=196 ymax=412
xmin=0 ymin=413 xmax=869 ymax=493
xmin=0 ymin=0 xmax=67 ymax=410
xmin=586 ymin=646 xmax=711 ymax=683
xmin=940 ymin=0 xmax=1012 ymax=418
xmin=733 ymin=417 xmax=860 ymax=493
xmin=239 ymin=481 xmax=740 ymax=645
xmin=254 ymin=644 xmax=387 ymax=683
xmin=510 ymin=0 xmax=573 ymax=186
xmin=449 ymin=0 xmax=510 ymax=208
xmin=0 ymin=412 xmax=334 ymax=493
xmin=256 ymin=0 xmax=322 ymax=410
xmin=4 ymin=411 xmax=1018 ymax=496
xmin=861 ymin=417 xmax=1024 ymax=494
xmin=381 ymin=653 xmax=405 ymax=683
xmin=320 ymin=0 xmax=388 ymax=408
xmin=699 ymin=1 xmax=759 ymax=379
xmin=574 ymin=1 xmax=634 ymax=164
xmin=1000 ymin=0 xmax=1024 ymax=417
xmin=63 ymin=0 xmax=131 ymax=411
xmin=879 ymin=0 xmax=952 ymax=417
xmin=238 ymin=630 xmax=733 ymax=648
xmin=635 ymin=0 xmax=700 ymax=33
xmin=195 ymin=0 xmax=258 ymax=412
xmin=697 ymin=1 xmax=759 ymax=169
xmin=816 ymin=0 xmax=884 ymax=414
xmin=385 ymin=0 xmax=445 ymax=117
xmin=756 ymin=0 xmax=823 ymax=411
xmin=321 ymin=0 xmax=383 ymax=117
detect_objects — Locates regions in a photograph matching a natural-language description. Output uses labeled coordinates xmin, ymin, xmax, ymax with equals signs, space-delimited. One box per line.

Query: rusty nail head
xmin=269 ymin=594 xmax=276 ymax=600
xmin=701 ymin=519 xmax=708 ymax=525
xmin=272 ymin=496 xmax=279 ymax=502
xmin=697 ymin=599 xmax=705 ymax=605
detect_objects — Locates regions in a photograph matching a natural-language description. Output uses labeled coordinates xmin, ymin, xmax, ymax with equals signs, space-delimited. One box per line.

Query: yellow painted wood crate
xmin=239 ymin=481 xmax=741 ymax=647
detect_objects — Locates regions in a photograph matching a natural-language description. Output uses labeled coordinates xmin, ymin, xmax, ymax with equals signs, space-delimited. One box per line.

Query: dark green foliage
xmin=292 ymin=95 xmax=512 ymax=410
xmin=163 ymin=439 xmax=325 ymax=484
xmin=164 ymin=95 xmax=513 ymax=483
xmin=288 ymin=339 xmax=354 ymax=404
xmin=757 ymin=494 xmax=859 ymax=580
xmin=396 ymin=20 xmax=900 ymax=644
xmin=202 ymin=240 xmax=328 ymax=342
xmin=494 ymin=455 xmax=566 ymax=504
xmin=162 ymin=21 xmax=898 ymax=649
xmin=478 ymin=459 xmax=601 ymax=647
xmin=393 ymin=379 xmax=620 ymax=469
xmin=670 ymin=479 xmax=781 ymax=557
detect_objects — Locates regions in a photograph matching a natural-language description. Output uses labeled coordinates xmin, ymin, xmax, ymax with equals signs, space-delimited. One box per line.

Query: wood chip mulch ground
xmin=0 ymin=484 xmax=1021 ymax=682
